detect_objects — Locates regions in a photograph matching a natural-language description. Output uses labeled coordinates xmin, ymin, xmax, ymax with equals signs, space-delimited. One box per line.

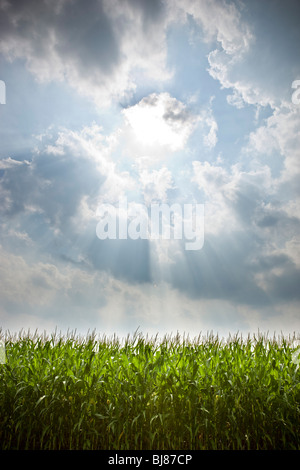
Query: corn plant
xmin=0 ymin=328 xmax=299 ymax=450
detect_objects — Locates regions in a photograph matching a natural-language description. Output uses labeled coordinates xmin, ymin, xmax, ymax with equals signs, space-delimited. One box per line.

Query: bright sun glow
xmin=123 ymin=93 xmax=196 ymax=151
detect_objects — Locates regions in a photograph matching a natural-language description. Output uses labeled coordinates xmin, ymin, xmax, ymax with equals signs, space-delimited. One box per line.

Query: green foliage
xmin=0 ymin=329 xmax=299 ymax=449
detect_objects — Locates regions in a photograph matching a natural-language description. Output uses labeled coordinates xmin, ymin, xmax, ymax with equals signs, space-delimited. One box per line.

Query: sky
xmin=0 ymin=0 xmax=299 ymax=340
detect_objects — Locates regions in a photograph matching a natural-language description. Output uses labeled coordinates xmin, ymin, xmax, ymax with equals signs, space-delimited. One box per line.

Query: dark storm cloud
xmin=168 ymin=234 xmax=270 ymax=308
xmin=124 ymin=0 xmax=164 ymax=24
xmin=255 ymin=209 xmax=300 ymax=233
xmin=0 ymin=0 xmax=168 ymax=102
xmin=266 ymin=267 xmax=300 ymax=302
xmin=54 ymin=0 xmax=120 ymax=75
xmin=0 ymin=0 xmax=119 ymax=74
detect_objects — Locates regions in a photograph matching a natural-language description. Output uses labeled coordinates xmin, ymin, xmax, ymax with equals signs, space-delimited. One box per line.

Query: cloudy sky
xmin=0 ymin=0 xmax=299 ymax=339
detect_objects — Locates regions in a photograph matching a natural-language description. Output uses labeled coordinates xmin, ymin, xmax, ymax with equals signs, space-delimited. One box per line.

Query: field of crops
xmin=0 ymin=328 xmax=299 ymax=450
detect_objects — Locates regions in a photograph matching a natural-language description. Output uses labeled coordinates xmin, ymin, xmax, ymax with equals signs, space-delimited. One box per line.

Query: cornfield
xmin=0 ymin=328 xmax=299 ymax=450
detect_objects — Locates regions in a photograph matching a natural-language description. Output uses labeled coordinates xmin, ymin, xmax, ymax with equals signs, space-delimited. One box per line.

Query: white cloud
xmin=40 ymin=124 xmax=135 ymax=206
xmin=0 ymin=157 xmax=30 ymax=169
xmin=226 ymin=89 xmax=246 ymax=109
xmin=207 ymin=48 xmax=276 ymax=109
xmin=122 ymin=92 xmax=198 ymax=154
xmin=0 ymin=0 xmax=173 ymax=107
xmin=169 ymin=0 xmax=259 ymax=111
xmin=255 ymin=106 xmax=300 ymax=181
xmin=1 ymin=0 xmax=299 ymax=338
xmin=192 ymin=161 xmax=237 ymax=234
xmin=0 ymin=244 xmax=70 ymax=307
xmin=242 ymin=104 xmax=300 ymax=270
xmin=172 ymin=0 xmax=253 ymax=55
xmin=90 ymin=276 xmax=255 ymax=339
xmin=103 ymin=0 xmax=173 ymax=82
xmin=138 ymin=166 xmax=174 ymax=205
xmin=0 ymin=0 xmax=254 ymax=109
xmin=199 ymin=99 xmax=218 ymax=149
xmin=192 ymin=160 xmax=274 ymax=235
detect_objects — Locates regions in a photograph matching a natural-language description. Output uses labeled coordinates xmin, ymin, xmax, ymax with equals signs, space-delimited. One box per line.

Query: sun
xmin=123 ymin=93 xmax=196 ymax=152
